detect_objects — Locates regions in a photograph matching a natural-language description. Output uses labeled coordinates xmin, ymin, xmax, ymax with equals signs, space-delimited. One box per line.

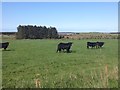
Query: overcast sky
xmin=1 ymin=1 xmax=118 ymax=32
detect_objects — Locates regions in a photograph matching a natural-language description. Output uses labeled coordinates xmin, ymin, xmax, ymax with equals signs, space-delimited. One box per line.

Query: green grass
xmin=2 ymin=39 xmax=118 ymax=88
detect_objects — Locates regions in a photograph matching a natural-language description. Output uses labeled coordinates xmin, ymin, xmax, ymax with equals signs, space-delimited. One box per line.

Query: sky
xmin=1 ymin=1 xmax=118 ymax=32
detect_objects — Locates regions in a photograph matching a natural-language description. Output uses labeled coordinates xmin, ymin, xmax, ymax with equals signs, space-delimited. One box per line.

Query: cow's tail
xmin=56 ymin=48 xmax=58 ymax=53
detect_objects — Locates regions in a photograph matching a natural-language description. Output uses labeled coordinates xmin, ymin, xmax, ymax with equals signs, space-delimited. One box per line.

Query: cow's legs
xmin=66 ymin=48 xmax=70 ymax=53
xmin=87 ymin=45 xmax=89 ymax=49
xmin=56 ymin=48 xmax=61 ymax=53
xmin=4 ymin=47 xmax=6 ymax=50
xmin=59 ymin=49 xmax=61 ymax=53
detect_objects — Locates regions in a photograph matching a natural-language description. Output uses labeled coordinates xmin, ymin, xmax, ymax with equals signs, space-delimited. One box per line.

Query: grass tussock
xmin=33 ymin=65 xmax=118 ymax=88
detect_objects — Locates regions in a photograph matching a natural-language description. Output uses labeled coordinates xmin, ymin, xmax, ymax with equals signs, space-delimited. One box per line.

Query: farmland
xmin=2 ymin=39 xmax=118 ymax=88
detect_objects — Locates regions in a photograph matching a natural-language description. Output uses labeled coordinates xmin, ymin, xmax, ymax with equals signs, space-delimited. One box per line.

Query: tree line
xmin=16 ymin=25 xmax=59 ymax=39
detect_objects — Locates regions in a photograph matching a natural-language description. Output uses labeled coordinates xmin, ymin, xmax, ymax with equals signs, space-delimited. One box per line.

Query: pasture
xmin=2 ymin=39 xmax=118 ymax=88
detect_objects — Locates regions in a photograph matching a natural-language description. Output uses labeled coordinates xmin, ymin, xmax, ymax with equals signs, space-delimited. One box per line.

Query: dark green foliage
xmin=16 ymin=25 xmax=59 ymax=39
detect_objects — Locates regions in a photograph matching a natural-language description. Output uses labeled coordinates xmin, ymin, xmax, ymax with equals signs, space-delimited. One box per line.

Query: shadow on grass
xmin=2 ymin=49 xmax=15 ymax=51
xmin=71 ymin=50 xmax=77 ymax=53
xmin=56 ymin=50 xmax=77 ymax=53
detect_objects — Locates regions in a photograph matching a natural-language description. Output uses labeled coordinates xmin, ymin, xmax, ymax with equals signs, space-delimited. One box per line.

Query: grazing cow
xmin=97 ymin=42 xmax=104 ymax=48
xmin=87 ymin=42 xmax=97 ymax=48
xmin=0 ymin=42 xmax=9 ymax=50
xmin=56 ymin=42 xmax=73 ymax=53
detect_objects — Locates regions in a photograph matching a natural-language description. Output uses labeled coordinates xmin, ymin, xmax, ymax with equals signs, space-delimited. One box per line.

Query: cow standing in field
xmin=97 ymin=42 xmax=104 ymax=48
xmin=87 ymin=42 xmax=97 ymax=48
xmin=0 ymin=42 xmax=9 ymax=50
xmin=56 ymin=42 xmax=73 ymax=53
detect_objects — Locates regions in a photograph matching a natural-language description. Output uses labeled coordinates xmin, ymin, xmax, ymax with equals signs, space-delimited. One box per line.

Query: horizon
xmin=1 ymin=30 xmax=119 ymax=33
xmin=2 ymin=2 xmax=118 ymax=32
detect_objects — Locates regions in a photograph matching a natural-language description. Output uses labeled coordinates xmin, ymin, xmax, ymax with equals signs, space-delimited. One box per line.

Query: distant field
xmin=0 ymin=32 xmax=119 ymax=40
xmin=64 ymin=33 xmax=119 ymax=39
xmin=2 ymin=39 xmax=118 ymax=88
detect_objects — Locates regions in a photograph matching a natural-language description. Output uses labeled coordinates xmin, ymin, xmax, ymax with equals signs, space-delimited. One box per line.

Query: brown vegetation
xmin=63 ymin=33 xmax=119 ymax=39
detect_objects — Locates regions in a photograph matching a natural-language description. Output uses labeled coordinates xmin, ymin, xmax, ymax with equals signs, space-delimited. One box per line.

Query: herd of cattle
xmin=0 ymin=41 xmax=104 ymax=53
xmin=87 ymin=42 xmax=104 ymax=49
xmin=56 ymin=41 xmax=104 ymax=53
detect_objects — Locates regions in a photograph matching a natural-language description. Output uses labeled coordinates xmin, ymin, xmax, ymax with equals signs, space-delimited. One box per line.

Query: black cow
xmin=56 ymin=42 xmax=73 ymax=53
xmin=87 ymin=42 xmax=97 ymax=48
xmin=0 ymin=42 xmax=9 ymax=50
xmin=97 ymin=42 xmax=104 ymax=48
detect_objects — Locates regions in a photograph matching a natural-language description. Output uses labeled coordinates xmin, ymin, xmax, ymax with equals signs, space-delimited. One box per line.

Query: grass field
xmin=2 ymin=39 xmax=118 ymax=88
